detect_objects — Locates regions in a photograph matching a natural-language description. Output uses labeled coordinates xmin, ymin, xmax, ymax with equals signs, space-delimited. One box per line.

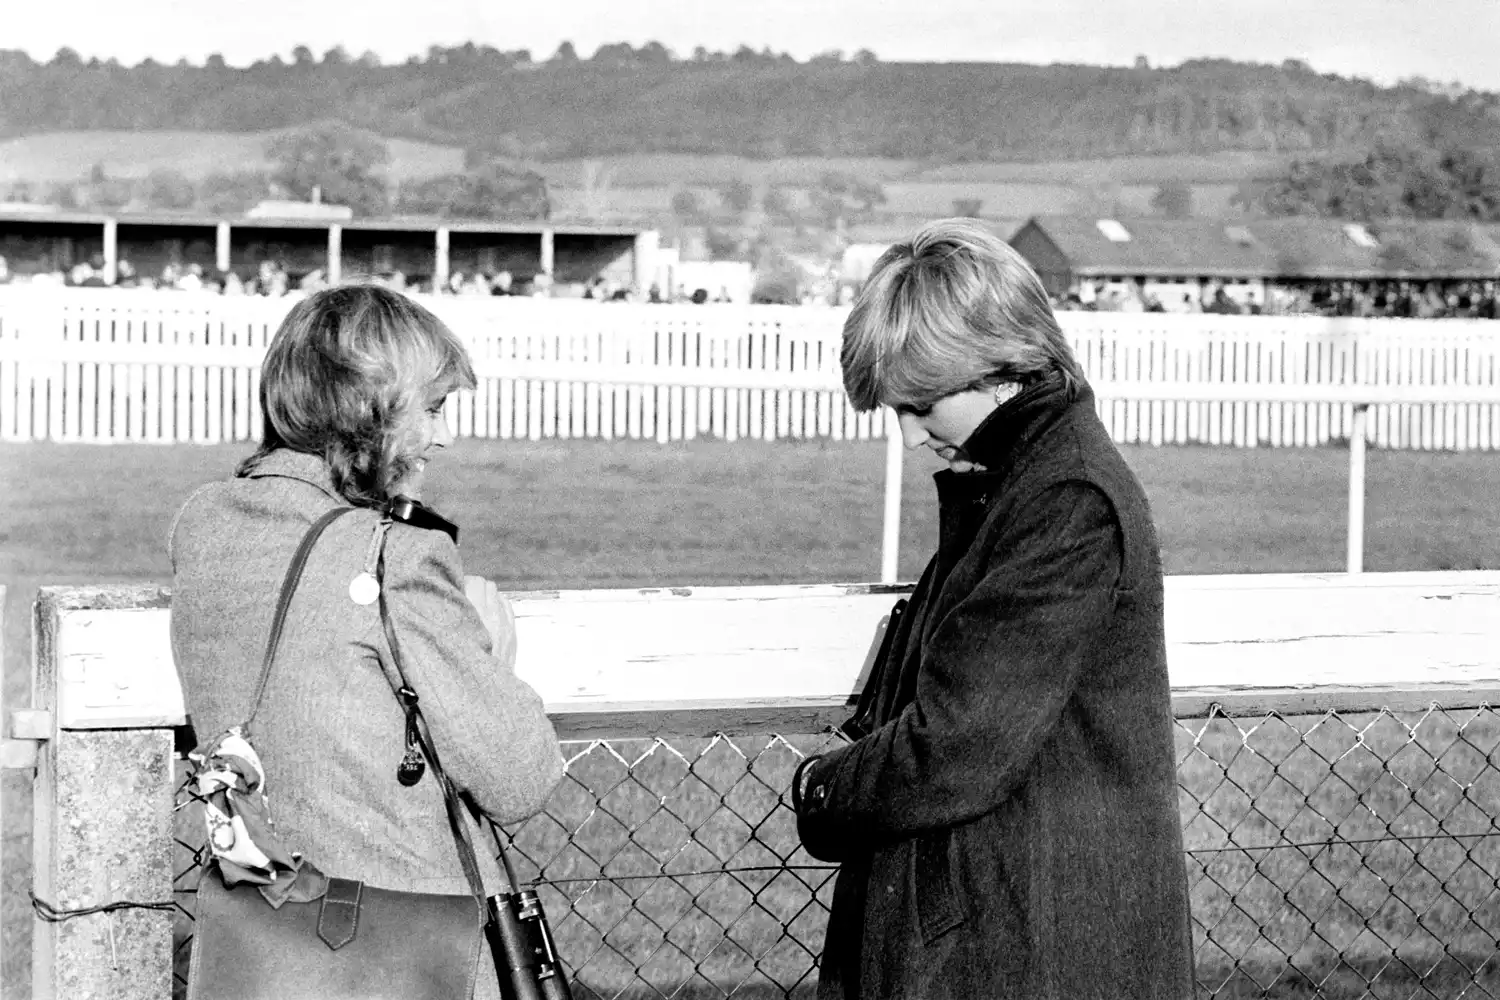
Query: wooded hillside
xmin=3 ymin=47 xmax=1496 ymax=162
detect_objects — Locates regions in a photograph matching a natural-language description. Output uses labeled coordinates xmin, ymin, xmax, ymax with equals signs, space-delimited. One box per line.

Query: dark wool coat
xmin=795 ymin=375 xmax=1195 ymax=1000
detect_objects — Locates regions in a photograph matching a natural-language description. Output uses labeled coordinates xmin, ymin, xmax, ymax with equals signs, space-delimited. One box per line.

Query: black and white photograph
xmin=2 ymin=2 xmax=1500 ymax=997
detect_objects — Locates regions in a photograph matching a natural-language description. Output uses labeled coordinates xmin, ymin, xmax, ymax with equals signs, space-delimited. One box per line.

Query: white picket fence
xmin=2 ymin=289 xmax=1499 ymax=449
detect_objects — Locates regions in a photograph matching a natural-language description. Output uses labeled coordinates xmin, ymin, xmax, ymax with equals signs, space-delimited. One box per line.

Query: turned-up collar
xmin=948 ymin=372 xmax=1086 ymax=481
xmin=238 ymin=448 xmax=347 ymax=505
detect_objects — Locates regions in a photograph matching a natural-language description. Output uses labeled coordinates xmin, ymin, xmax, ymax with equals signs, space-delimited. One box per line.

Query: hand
xmin=464 ymin=575 xmax=516 ymax=667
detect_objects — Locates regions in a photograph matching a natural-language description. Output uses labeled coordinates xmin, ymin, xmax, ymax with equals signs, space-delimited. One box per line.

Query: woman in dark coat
xmin=793 ymin=220 xmax=1195 ymax=999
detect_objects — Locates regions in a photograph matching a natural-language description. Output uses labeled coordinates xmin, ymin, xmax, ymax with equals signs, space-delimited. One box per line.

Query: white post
xmin=327 ymin=224 xmax=342 ymax=286
xmin=540 ymin=229 xmax=555 ymax=278
xmin=633 ymin=230 xmax=659 ymax=293
xmin=1347 ymin=404 xmax=1369 ymax=574
xmin=215 ymin=221 xmax=231 ymax=273
xmin=881 ymin=408 xmax=904 ymax=583
xmin=101 ymin=219 xmax=118 ymax=285
xmin=434 ymin=227 xmax=451 ymax=293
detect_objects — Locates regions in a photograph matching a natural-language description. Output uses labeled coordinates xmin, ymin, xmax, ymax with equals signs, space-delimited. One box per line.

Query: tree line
xmin=3 ymin=47 xmax=1496 ymax=162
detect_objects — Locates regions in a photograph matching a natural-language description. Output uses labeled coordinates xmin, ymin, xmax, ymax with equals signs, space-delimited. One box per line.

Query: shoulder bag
xmin=186 ymin=506 xmax=572 ymax=1000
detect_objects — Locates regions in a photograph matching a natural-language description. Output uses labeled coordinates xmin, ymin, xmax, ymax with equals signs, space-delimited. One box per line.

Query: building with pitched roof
xmin=1008 ymin=215 xmax=1500 ymax=312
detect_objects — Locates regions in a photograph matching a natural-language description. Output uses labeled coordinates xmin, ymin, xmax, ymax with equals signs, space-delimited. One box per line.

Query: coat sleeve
xmin=795 ymin=481 xmax=1123 ymax=860
xmin=380 ymin=524 xmax=566 ymax=826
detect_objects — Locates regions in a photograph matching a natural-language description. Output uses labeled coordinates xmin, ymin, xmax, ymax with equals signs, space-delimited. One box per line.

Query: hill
xmin=2 ymin=51 xmax=1496 ymax=163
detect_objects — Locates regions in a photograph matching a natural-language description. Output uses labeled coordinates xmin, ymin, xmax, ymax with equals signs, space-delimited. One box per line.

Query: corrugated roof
xmin=1246 ymin=218 xmax=1500 ymax=279
xmin=1017 ymin=215 xmax=1500 ymax=280
xmin=1018 ymin=215 xmax=1279 ymax=278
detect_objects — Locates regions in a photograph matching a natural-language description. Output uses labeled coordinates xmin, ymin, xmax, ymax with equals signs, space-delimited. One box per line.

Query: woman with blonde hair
xmin=793 ymin=219 xmax=1194 ymax=999
xmin=171 ymin=285 xmax=564 ymax=999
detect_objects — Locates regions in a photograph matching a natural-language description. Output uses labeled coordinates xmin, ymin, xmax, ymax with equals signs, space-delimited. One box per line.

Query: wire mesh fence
xmin=171 ymin=706 xmax=1500 ymax=999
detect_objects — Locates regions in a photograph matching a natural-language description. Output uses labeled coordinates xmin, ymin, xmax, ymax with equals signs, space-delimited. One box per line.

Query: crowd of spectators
xmin=1053 ymin=278 xmax=1500 ymax=319
xmin=6 ymin=252 xmax=1499 ymax=318
xmin=0 ymin=254 xmax=743 ymax=304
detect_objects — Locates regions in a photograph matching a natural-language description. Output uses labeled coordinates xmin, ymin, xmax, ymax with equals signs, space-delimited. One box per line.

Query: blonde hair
xmin=238 ymin=285 xmax=476 ymax=506
xmin=841 ymin=218 xmax=1083 ymax=412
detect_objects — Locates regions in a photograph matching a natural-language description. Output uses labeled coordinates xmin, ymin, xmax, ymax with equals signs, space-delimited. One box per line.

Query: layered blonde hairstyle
xmin=841 ymin=218 xmax=1083 ymax=411
xmin=237 ymin=285 xmax=476 ymax=507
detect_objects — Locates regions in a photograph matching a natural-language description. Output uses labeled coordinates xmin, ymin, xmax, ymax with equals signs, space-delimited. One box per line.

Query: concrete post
xmin=31 ymin=586 xmax=182 ymax=1000
xmin=0 ymin=583 xmax=21 ymax=997
xmin=327 ymin=225 xmax=342 ymax=286
xmin=101 ymin=220 xmax=118 ymax=285
xmin=215 ymin=222 xmax=232 ymax=273
xmin=435 ymin=227 xmax=451 ymax=293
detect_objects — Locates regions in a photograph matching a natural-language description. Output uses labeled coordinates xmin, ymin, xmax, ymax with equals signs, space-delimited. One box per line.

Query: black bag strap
xmin=244 ymin=506 xmax=355 ymax=733
xmin=374 ymin=536 xmax=518 ymax=912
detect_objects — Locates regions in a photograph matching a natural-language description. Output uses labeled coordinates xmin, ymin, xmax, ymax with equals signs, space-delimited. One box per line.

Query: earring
xmin=993 ymin=383 xmax=1020 ymax=406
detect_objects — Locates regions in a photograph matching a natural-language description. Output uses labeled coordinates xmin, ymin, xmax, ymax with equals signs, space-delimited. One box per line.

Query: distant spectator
xmin=1205 ymin=287 xmax=1240 ymax=315
xmin=690 ymin=287 xmax=709 ymax=304
xmin=490 ymin=270 xmax=514 ymax=296
xmin=70 ymin=260 xmax=98 ymax=286
xmin=299 ymin=268 xmax=328 ymax=294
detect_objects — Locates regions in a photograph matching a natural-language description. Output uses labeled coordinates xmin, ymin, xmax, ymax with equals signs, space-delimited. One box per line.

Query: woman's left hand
xmin=464 ymin=574 xmax=516 ymax=667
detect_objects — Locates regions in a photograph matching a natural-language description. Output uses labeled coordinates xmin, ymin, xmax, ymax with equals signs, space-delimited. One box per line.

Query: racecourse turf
xmin=4 ymin=437 xmax=1500 ymax=701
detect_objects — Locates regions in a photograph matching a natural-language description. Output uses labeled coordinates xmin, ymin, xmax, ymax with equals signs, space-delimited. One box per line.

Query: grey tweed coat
xmin=170 ymin=449 xmax=565 ymax=1000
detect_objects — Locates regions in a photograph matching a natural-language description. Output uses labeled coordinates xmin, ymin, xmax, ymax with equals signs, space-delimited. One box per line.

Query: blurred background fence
xmin=3 ymin=292 xmax=1500 ymax=449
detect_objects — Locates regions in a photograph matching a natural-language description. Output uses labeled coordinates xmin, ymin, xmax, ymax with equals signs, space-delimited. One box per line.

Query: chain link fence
xmin=171 ymin=706 xmax=1500 ymax=999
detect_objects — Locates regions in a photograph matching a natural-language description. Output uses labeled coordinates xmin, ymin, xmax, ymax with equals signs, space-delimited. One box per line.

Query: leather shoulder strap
xmin=244 ymin=506 xmax=355 ymax=731
xmin=374 ymin=533 xmax=505 ymax=912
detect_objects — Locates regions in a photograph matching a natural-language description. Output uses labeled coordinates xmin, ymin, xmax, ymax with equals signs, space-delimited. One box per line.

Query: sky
xmin=7 ymin=0 xmax=1500 ymax=92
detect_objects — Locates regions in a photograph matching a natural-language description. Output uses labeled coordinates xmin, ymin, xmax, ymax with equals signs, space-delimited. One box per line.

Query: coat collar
xmin=939 ymin=373 xmax=1087 ymax=486
xmin=239 ymin=448 xmax=347 ymax=505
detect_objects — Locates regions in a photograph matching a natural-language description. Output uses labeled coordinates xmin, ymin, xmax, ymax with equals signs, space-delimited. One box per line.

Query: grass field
xmin=0 ymin=132 xmax=1294 ymax=188
xmin=1 ymin=132 xmax=1271 ymax=225
xmin=5 ymin=438 xmax=1500 ymax=999
xmin=6 ymin=438 xmax=1500 ymax=713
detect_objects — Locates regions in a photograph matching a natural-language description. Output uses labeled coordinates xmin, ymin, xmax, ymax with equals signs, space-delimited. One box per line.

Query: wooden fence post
xmin=30 ymin=586 xmax=182 ymax=1000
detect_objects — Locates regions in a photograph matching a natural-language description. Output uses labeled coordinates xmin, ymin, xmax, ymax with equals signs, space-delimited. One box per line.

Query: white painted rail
xmin=23 ymin=572 xmax=1500 ymax=738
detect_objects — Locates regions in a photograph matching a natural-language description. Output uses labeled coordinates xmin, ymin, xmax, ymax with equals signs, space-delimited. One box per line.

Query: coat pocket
xmin=912 ymin=829 xmax=966 ymax=945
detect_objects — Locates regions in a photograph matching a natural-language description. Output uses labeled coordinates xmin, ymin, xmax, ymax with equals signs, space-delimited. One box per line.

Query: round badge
xmin=348 ymin=572 xmax=380 ymax=606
